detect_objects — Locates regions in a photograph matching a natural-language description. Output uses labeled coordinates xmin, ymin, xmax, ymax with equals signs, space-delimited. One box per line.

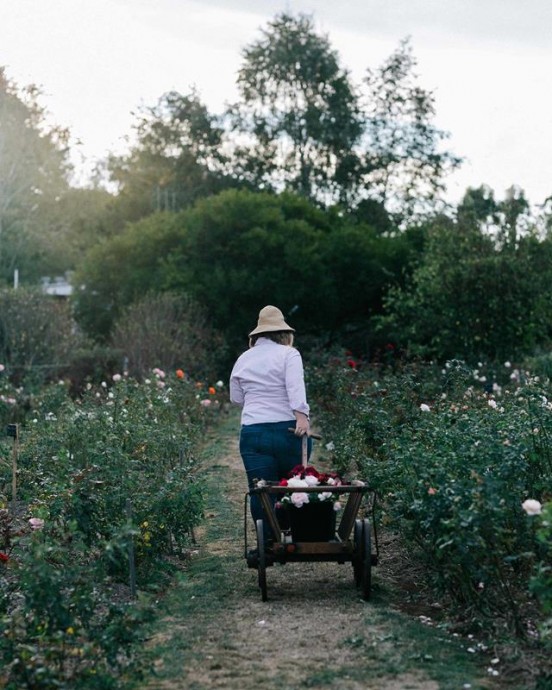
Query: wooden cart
xmin=244 ymin=482 xmax=379 ymax=602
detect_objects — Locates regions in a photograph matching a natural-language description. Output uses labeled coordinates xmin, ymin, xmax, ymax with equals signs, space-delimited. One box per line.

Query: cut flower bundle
xmin=276 ymin=464 xmax=346 ymax=511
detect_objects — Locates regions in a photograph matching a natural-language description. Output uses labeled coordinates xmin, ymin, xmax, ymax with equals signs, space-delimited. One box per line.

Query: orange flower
xmin=208 ymin=386 xmax=216 ymax=395
xmin=176 ymin=369 xmax=185 ymax=379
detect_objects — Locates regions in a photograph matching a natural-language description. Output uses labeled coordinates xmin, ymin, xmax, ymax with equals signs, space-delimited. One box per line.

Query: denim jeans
xmin=240 ymin=420 xmax=312 ymax=542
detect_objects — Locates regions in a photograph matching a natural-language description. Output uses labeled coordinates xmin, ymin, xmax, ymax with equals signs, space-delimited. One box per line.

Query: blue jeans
xmin=240 ymin=421 xmax=312 ymax=542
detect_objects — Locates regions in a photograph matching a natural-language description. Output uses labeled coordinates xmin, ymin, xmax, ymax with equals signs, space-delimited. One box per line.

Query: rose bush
xmin=309 ymin=352 xmax=552 ymax=639
xmin=0 ymin=368 xmax=220 ymax=689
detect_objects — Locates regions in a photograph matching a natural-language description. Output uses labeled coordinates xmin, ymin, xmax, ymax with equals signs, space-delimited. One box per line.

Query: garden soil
xmin=140 ymin=413 xmax=501 ymax=690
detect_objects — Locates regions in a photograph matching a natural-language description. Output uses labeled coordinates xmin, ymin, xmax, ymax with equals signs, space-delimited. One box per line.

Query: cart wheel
xmin=361 ymin=518 xmax=372 ymax=601
xmin=256 ymin=519 xmax=268 ymax=602
xmin=352 ymin=519 xmax=364 ymax=586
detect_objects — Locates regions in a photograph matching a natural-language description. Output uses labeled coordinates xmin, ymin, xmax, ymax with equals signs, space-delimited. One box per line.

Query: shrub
xmin=110 ymin=292 xmax=226 ymax=380
xmin=309 ymin=356 xmax=552 ymax=636
xmin=0 ymin=288 xmax=84 ymax=385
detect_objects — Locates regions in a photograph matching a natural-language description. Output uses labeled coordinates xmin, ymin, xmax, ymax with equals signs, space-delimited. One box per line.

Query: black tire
xmin=256 ymin=519 xmax=268 ymax=602
xmin=361 ymin=518 xmax=372 ymax=601
xmin=352 ymin=519 xmax=364 ymax=586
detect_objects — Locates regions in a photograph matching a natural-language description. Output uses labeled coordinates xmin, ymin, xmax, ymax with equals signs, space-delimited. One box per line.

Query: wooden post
xmin=8 ymin=424 xmax=19 ymax=509
xmin=126 ymin=499 xmax=137 ymax=598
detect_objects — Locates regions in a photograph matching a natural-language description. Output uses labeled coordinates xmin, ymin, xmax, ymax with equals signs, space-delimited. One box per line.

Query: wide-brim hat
xmin=248 ymin=305 xmax=295 ymax=337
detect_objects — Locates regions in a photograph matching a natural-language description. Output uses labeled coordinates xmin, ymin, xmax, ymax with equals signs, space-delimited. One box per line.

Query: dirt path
xmin=139 ymin=412 xmax=494 ymax=690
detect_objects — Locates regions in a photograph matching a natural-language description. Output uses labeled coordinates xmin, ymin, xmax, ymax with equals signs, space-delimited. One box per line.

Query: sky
xmin=1 ymin=0 xmax=551 ymax=205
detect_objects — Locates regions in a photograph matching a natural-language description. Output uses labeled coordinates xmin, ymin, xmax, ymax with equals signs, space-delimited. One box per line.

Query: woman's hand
xmin=293 ymin=411 xmax=310 ymax=436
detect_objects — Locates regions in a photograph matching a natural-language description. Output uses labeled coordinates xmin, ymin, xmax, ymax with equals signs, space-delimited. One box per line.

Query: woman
xmin=229 ymin=305 xmax=312 ymax=541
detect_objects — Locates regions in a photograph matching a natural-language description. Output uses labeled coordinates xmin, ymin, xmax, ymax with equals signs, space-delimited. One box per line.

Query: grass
xmin=127 ymin=410 xmax=501 ymax=690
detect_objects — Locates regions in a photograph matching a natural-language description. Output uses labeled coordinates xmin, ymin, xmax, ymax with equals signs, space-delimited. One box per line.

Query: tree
xmin=230 ymin=13 xmax=364 ymax=205
xmin=378 ymin=211 xmax=552 ymax=362
xmin=360 ymin=38 xmax=461 ymax=221
xmin=104 ymin=90 xmax=238 ymax=228
xmin=0 ymin=68 xmax=72 ymax=284
xmin=229 ymin=16 xmax=459 ymax=218
xmin=72 ymin=211 xmax=186 ymax=340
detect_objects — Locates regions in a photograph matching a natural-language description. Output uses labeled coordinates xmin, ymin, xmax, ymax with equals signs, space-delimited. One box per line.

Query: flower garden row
xmin=0 ymin=368 xmax=222 ymax=689
xmin=309 ymin=355 xmax=551 ymax=655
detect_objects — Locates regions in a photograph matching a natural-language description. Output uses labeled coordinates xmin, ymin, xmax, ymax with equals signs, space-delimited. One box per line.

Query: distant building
xmin=40 ymin=274 xmax=73 ymax=298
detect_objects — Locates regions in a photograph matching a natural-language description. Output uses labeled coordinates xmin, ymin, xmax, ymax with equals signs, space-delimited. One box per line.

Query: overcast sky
xmin=1 ymin=0 xmax=551 ymax=205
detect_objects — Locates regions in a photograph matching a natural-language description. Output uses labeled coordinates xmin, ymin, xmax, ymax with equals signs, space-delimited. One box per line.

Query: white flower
xmin=287 ymin=477 xmax=309 ymax=488
xmin=522 ymin=499 xmax=542 ymax=516
xmin=216 ymin=380 xmax=224 ymax=388
xmin=327 ymin=477 xmax=336 ymax=485
xmin=487 ymin=399 xmax=497 ymax=409
xmin=112 ymin=373 xmax=122 ymax=382
xmin=304 ymin=474 xmax=319 ymax=486
xmin=318 ymin=492 xmax=332 ymax=501
xmin=333 ymin=501 xmax=342 ymax=511
xmin=325 ymin=441 xmax=335 ymax=451
xmin=0 ymin=364 xmax=4 ymax=371
xmin=504 ymin=361 xmax=512 ymax=368
xmin=101 ymin=381 xmax=107 ymax=388
xmin=291 ymin=492 xmax=309 ymax=507
xmin=256 ymin=479 xmax=267 ymax=488
xmin=152 ymin=367 xmax=166 ymax=378
xmin=29 ymin=517 xmax=45 ymax=531
xmin=420 ymin=403 xmax=431 ymax=412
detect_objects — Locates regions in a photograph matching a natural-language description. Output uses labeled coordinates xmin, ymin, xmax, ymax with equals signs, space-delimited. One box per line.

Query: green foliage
xmin=72 ymin=212 xmax=185 ymax=339
xmin=230 ymin=16 xmax=458 ymax=214
xmin=105 ymin=89 xmax=237 ymax=227
xmin=0 ymin=287 xmax=85 ymax=384
xmin=73 ymin=188 xmax=420 ymax=359
xmin=0 ymin=69 xmax=73 ymax=284
xmin=110 ymin=292 xmax=226 ymax=380
xmin=310 ymin=357 xmax=552 ymax=637
xmin=378 ymin=214 xmax=552 ymax=362
xmin=17 ymin=374 xmax=207 ymax=563
xmin=530 ymin=502 xmax=552 ymax=645
xmin=1 ymin=536 xmax=149 ymax=689
xmin=362 ymin=38 xmax=461 ymax=221
xmin=232 ymin=12 xmax=363 ymax=204
xmin=0 ymin=370 xmax=219 ymax=688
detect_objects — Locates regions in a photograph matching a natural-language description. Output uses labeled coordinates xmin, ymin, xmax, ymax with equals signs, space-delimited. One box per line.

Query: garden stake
xmin=126 ymin=498 xmax=137 ymax=598
xmin=9 ymin=424 xmax=19 ymax=509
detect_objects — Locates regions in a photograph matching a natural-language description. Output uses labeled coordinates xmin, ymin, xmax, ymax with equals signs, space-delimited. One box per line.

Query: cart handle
xmin=286 ymin=428 xmax=322 ymax=440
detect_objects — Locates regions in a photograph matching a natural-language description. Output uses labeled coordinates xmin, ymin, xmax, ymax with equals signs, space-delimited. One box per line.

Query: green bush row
xmin=309 ymin=354 xmax=552 ymax=640
xmin=0 ymin=370 xmax=222 ymax=688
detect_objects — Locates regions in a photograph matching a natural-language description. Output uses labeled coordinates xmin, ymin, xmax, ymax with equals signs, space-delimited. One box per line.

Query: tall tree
xmin=360 ymin=38 xmax=461 ymax=221
xmin=230 ymin=13 xmax=364 ymax=205
xmin=105 ymin=89 xmax=237 ymax=228
xmin=0 ymin=68 xmax=72 ymax=283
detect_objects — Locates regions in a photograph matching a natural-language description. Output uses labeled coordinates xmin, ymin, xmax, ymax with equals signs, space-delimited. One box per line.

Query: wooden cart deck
xmin=244 ymin=483 xmax=379 ymax=601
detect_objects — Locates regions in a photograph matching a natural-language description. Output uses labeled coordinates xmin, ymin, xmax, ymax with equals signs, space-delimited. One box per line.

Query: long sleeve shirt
xmin=229 ymin=337 xmax=310 ymax=426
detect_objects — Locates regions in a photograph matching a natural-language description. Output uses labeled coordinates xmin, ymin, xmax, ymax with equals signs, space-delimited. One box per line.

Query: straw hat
xmin=248 ymin=305 xmax=295 ymax=337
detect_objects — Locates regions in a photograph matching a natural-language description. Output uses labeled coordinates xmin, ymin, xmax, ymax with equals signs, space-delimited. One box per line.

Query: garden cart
xmin=244 ymin=436 xmax=379 ymax=602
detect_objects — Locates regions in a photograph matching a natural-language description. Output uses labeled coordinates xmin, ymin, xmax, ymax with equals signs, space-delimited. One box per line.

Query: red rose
xmin=0 ymin=552 xmax=8 ymax=563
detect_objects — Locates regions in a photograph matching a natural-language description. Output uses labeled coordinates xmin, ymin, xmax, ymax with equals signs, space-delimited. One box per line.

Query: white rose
xmin=522 ymin=499 xmax=542 ymax=516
